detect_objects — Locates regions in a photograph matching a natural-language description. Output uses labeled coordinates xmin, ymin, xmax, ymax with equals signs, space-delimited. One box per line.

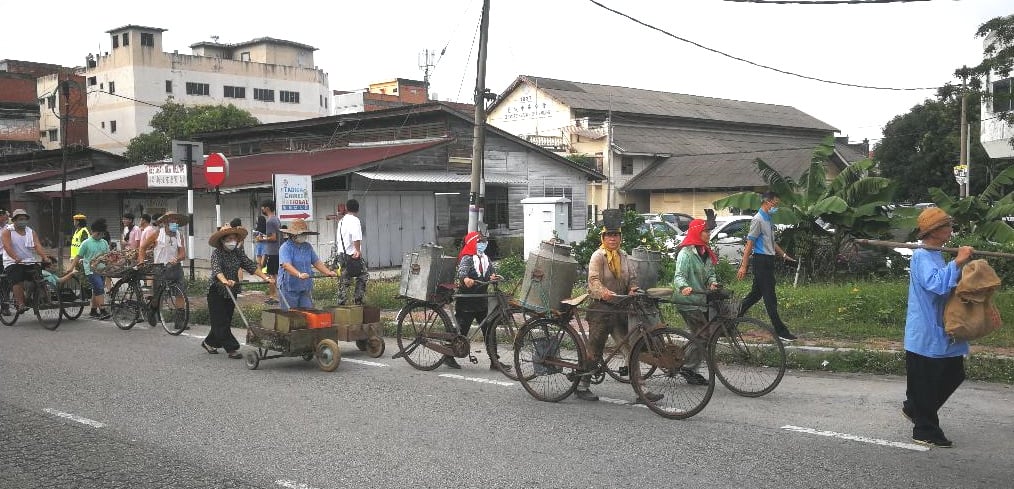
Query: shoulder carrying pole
xmin=855 ymin=239 xmax=1014 ymax=260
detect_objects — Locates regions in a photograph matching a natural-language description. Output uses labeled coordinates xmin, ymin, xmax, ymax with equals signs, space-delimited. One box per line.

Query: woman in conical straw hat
xmin=203 ymin=225 xmax=274 ymax=358
xmin=277 ymin=219 xmax=336 ymax=311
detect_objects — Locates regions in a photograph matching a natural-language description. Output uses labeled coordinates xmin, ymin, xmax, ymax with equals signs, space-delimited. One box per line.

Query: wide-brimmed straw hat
xmin=208 ymin=225 xmax=249 ymax=248
xmin=280 ymin=218 xmax=319 ymax=236
xmin=156 ymin=212 xmax=189 ymax=226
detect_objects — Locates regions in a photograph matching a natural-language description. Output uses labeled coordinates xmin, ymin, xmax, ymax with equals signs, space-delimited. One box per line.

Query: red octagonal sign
xmin=204 ymin=152 xmax=229 ymax=187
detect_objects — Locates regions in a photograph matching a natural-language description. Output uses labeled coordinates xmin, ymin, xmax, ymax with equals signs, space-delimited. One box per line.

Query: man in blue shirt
xmin=903 ymin=207 xmax=973 ymax=448
xmin=737 ymin=191 xmax=797 ymax=341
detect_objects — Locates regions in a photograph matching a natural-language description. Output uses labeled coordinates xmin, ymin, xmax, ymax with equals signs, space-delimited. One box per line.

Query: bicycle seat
xmin=645 ymin=287 xmax=674 ymax=300
xmin=559 ymin=293 xmax=589 ymax=308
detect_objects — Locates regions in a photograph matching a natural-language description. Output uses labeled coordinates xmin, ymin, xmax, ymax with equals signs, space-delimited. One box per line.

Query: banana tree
xmin=929 ymin=164 xmax=1014 ymax=243
xmin=713 ymin=137 xmax=897 ymax=283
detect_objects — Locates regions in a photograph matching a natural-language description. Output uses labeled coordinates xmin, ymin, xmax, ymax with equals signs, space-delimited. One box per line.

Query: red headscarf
xmin=458 ymin=231 xmax=483 ymax=261
xmin=678 ymin=219 xmax=718 ymax=264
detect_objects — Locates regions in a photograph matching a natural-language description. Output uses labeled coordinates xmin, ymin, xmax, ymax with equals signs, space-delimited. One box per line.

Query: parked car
xmin=639 ymin=212 xmax=694 ymax=233
xmin=637 ymin=218 xmax=681 ymax=254
xmin=708 ymin=215 xmax=754 ymax=264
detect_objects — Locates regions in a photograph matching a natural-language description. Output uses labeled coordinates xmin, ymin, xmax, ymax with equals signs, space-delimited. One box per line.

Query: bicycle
xmin=513 ymin=288 xmax=715 ymax=420
xmin=393 ymin=279 xmax=523 ymax=380
xmin=697 ymin=289 xmax=786 ymax=397
xmin=58 ymin=271 xmax=91 ymax=320
xmin=0 ymin=263 xmax=65 ymax=330
xmin=107 ymin=264 xmax=190 ymax=335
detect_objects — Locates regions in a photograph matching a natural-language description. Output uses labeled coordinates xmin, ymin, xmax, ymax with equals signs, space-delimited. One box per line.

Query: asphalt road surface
xmin=2 ymin=315 xmax=1011 ymax=489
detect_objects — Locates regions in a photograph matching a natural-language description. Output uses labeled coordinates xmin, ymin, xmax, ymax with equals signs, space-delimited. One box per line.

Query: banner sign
xmin=273 ymin=174 xmax=314 ymax=221
xmin=147 ymin=163 xmax=188 ymax=188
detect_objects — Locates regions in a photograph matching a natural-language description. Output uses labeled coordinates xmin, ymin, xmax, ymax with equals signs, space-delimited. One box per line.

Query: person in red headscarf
xmin=671 ymin=218 xmax=720 ymax=385
xmin=445 ymin=230 xmax=507 ymax=371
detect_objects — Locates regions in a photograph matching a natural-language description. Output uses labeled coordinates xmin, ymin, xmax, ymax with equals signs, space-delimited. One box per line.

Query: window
xmin=87 ymin=76 xmax=97 ymax=86
xmin=101 ymin=121 xmax=105 ymax=129
xmin=47 ymin=96 xmax=55 ymax=109
xmin=280 ymin=90 xmax=300 ymax=104
xmin=993 ymin=78 xmax=1013 ymax=113
xmin=223 ymin=86 xmax=246 ymax=99
xmin=109 ymin=81 xmax=115 ymax=94
xmin=122 ymin=33 xmax=129 ymax=46
xmin=240 ymin=52 xmax=251 ymax=62
xmin=110 ymin=121 xmax=117 ymax=133
xmin=186 ymin=82 xmax=210 ymax=96
xmin=621 ymin=156 xmax=634 ymax=175
xmin=165 ymin=80 xmax=172 ymax=93
xmin=545 ymin=186 xmax=574 ymax=228
xmin=253 ymin=88 xmax=274 ymax=102
xmin=320 ymin=94 xmax=323 ymax=107
xmin=47 ymin=129 xmax=58 ymax=142
xmin=140 ymin=32 xmax=154 ymax=47
xmin=485 ymin=200 xmax=510 ymax=230
xmin=620 ymin=203 xmax=637 ymax=213
xmin=112 ymin=34 xmax=119 ymax=48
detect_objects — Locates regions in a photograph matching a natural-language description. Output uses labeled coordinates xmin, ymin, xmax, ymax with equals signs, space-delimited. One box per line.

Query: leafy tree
xmin=124 ymin=100 xmax=259 ymax=163
xmin=564 ymin=153 xmax=596 ymax=169
xmin=928 ymin=164 xmax=1014 ymax=243
xmin=713 ymin=137 xmax=897 ymax=281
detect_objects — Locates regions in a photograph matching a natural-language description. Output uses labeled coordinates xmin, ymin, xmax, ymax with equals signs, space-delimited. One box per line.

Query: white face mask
xmin=293 ymin=235 xmax=307 ymax=244
xmin=223 ymin=240 xmax=238 ymax=250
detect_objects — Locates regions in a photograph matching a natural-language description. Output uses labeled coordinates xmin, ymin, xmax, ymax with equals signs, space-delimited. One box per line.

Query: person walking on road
xmin=278 ymin=219 xmax=336 ymax=311
xmin=256 ymin=201 xmax=281 ymax=305
xmin=736 ymin=191 xmax=798 ymax=341
xmin=204 ymin=225 xmax=274 ymax=359
xmin=69 ymin=219 xmax=112 ymax=319
xmin=903 ymin=207 xmax=973 ymax=449
xmin=335 ymin=198 xmax=368 ymax=305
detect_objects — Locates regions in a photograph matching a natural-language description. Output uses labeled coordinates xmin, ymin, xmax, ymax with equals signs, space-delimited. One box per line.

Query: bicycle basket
xmin=532 ymin=335 xmax=562 ymax=375
xmin=709 ymin=297 xmax=741 ymax=319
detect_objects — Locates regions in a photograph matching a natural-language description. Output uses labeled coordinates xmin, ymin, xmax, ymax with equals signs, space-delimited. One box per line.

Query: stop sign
xmin=204 ymin=153 xmax=229 ymax=187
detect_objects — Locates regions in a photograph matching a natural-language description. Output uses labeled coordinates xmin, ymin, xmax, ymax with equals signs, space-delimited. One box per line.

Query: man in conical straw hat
xmin=277 ymin=219 xmax=336 ymax=311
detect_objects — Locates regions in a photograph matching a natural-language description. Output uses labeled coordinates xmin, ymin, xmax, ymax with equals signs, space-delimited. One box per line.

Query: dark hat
xmin=704 ymin=208 xmax=717 ymax=231
xmin=600 ymin=209 xmax=623 ymax=234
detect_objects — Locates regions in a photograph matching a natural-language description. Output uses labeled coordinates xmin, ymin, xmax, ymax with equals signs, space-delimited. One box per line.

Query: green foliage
xmin=125 ymin=100 xmax=260 ymax=163
xmin=948 ymin=234 xmax=1014 ymax=289
xmin=564 ymin=153 xmax=596 ymax=168
xmin=493 ymin=252 xmax=526 ymax=283
xmin=928 ymin=164 xmax=1014 ymax=243
xmin=713 ymin=137 xmax=897 ymax=281
xmin=570 ymin=210 xmax=652 ymax=266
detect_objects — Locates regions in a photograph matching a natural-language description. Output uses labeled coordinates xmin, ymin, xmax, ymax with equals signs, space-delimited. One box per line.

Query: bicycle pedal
xmin=468 ymin=356 xmax=478 ymax=365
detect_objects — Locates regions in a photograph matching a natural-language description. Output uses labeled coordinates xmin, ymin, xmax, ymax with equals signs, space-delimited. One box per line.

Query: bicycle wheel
xmin=488 ymin=304 xmax=523 ymax=380
xmin=395 ymin=301 xmax=455 ymax=370
xmin=0 ymin=278 xmax=17 ymax=326
xmin=514 ymin=318 xmax=585 ymax=403
xmin=630 ymin=328 xmax=714 ymax=420
xmin=603 ymin=334 xmax=632 ymax=383
xmin=110 ymin=279 xmax=143 ymax=330
xmin=59 ymin=275 xmax=86 ymax=320
xmin=709 ymin=317 xmax=786 ymax=397
xmin=34 ymin=283 xmax=62 ymax=331
xmin=158 ymin=283 xmax=189 ymax=335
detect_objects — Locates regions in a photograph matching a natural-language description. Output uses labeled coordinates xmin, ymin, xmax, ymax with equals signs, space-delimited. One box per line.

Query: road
xmin=1 ymin=315 xmax=1012 ymax=489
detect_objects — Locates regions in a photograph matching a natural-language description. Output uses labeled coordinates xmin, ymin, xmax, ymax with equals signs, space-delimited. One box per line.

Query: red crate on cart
xmin=291 ymin=308 xmax=333 ymax=329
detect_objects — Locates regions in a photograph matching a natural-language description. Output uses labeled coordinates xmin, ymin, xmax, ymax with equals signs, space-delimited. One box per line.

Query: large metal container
xmin=399 ymin=244 xmax=457 ymax=301
xmin=518 ymin=240 xmax=579 ymax=313
xmin=630 ymin=247 xmax=663 ymax=289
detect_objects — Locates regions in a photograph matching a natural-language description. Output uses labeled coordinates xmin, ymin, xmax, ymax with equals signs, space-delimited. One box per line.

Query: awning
xmin=0 ymin=170 xmax=61 ymax=187
xmin=29 ymin=138 xmax=452 ymax=194
xmin=356 ymin=170 xmax=527 ymax=184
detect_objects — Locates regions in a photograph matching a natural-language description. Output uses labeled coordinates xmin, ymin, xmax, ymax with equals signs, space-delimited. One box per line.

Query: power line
xmin=586 ymin=0 xmax=941 ymax=91
xmin=722 ymin=0 xmax=931 ymax=4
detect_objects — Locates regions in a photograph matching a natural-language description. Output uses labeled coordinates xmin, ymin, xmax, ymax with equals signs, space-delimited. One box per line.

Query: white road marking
xmin=598 ymin=396 xmax=649 ymax=408
xmin=43 ymin=408 xmax=105 ymax=428
xmin=275 ymin=480 xmax=319 ymax=489
xmin=342 ymin=358 xmax=389 ymax=367
xmin=781 ymin=425 xmax=929 ymax=452
xmin=439 ymin=373 xmax=515 ymax=387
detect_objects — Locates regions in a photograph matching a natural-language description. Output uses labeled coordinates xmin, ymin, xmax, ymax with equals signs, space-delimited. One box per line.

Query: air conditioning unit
xmin=574 ymin=117 xmax=590 ymax=129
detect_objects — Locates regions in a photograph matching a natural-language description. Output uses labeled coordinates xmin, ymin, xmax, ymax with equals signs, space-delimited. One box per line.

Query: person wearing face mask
xmin=736 ymin=190 xmax=797 ymax=341
xmin=277 ymin=219 xmax=337 ymax=311
xmin=445 ymin=230 xmax=509 ymax=371
xmin=69 ymin=219 xmax=111 ymax=319
xmin=204 ymin=225 xmax=274 ymax=358
xmin=70 ymin=213 xmax=90 ymax=259
xmin=2 ymin=209 xmax=53 ymax=314
xmin=138 ymin=212 xmax=188 ymax=324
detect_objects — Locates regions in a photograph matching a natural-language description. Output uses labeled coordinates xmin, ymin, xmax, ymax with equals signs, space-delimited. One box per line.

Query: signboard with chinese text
xmin=273 ymin=174 xmax=314 ymax=221
xmin=147 ymin=163 xmax=188 ymax=188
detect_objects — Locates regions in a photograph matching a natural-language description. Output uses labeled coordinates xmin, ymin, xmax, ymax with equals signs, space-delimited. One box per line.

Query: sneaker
xmin=574 ymin=389 xmax=599 ymax=402
xmin=777 ymin=330 xmax=797 ymax=342
xmin=443 ymin=357 xmax=462 ymax=369
xmin=912 ymin=435 xmax=953 ymax=448
xmin=98 ymin=310 xmax=112 ymax=320
xmin=679 ymin=368 xmax=709 ymax=386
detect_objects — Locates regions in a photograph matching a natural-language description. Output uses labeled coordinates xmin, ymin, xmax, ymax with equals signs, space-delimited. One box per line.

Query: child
xmin=41 ymin=258 xmax=75 ymax=289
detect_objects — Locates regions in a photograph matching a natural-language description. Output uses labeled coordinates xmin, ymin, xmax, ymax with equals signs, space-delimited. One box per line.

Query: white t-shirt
xmin=337 ymin=214 xmax=363 ymax=255
xmin=2 ymin=227 xmax=37 ymax=266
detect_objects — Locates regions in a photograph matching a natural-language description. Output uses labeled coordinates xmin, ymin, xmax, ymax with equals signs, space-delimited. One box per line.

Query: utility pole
xmin=418 ymin=49 xmax=436 ymax=91
xmin=58 ymin=78 xmax=70 ymax=269
xmin=467 ymin=0 xmax=491 ymax=233
xmin=959 ymin=91 xmax=969 ymax=198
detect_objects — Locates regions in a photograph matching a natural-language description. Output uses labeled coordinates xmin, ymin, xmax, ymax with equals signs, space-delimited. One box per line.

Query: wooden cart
xmin=243 ymin=325 xmax=342 ymax=372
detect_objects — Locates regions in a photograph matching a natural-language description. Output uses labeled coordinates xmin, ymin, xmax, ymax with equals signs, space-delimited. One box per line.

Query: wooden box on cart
xmin=330 ymin=305 xmax=363 ymax=326
xmin=261 ymin=309 xmax=308 ymax=333
xmin=335 ymin=322 xmax=383 ymax=342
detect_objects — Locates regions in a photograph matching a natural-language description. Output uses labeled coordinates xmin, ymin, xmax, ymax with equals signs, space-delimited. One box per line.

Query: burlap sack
xmin=944 ymin=259 xmax=1004 ymax=342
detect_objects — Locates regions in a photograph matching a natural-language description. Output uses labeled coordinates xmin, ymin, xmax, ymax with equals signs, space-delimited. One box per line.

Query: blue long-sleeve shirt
xmin=904 ymin=249 xmax=968 ymax=358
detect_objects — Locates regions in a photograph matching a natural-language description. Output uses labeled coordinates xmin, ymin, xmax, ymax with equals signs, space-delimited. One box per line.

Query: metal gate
xmin=356 ymin=192 xmax=435 ymax=269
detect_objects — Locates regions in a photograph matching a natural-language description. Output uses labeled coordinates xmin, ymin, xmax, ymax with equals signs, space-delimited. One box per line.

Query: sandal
xmin=201 ymin=341 xmax=219 ymax=354
xmin=227 ymin=351 xmax=243 ymax=359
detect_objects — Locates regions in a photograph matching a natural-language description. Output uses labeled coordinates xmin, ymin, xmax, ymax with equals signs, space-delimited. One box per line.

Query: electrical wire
xmin=586 ymin=0 xmax=941 ymax=91
xmin=455 ymin=14 xmax=483 ymax=103
xmin=722 ymin=0 xmax=931 ymax=4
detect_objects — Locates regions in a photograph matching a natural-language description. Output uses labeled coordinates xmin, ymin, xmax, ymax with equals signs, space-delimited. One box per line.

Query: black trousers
xmin=905 ymin=351 xmax=965 ymax=440
xmin=455 ymin=298 xmax=497 ymax=359
xmin=205 ymin=291 xmax=240 ymax=352
xmin=739 ymin=254 xmax=788 ymax=333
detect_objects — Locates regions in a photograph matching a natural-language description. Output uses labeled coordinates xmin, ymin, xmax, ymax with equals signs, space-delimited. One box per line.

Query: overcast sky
xmin=4 ymin=0 xmax=1010 ymax=145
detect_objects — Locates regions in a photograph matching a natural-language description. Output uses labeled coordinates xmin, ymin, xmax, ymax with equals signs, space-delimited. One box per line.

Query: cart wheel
xmin=244 ymin=350 xmax=259 ymax=370
xmin=315 ymin=339 xmax=341 ymax=372
xmin=355 ymin=339 xmax=368 ymax=351
xmin=302 ymin=353 xmax=314 ymax=361
xmin=366 ymin=337 xmax=385 ymax=358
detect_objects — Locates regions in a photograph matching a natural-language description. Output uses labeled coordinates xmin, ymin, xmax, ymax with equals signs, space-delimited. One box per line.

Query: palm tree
xmin=929 ymin=165 xmax=1014 ymax=243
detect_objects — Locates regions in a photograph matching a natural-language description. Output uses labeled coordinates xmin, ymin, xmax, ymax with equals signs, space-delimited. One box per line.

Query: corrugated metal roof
xmin=29 ymin=139 xmax=452 ymax=193
xmin=0 ymin=170 xmax=59 ymax=186
xmin=514 ymin=75 xmax=837 ymax=132
xmin=357 ymin=170 xmax=527 ymax=184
